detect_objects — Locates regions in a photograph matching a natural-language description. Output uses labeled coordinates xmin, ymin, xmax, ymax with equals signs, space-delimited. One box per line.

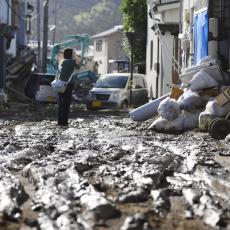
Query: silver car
xmin=86 ymin=73 xmax=148 ymax=110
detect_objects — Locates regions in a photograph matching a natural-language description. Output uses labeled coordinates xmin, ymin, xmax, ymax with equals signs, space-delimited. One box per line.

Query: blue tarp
xmin=194 ymin=9 xmax=209 ymax=64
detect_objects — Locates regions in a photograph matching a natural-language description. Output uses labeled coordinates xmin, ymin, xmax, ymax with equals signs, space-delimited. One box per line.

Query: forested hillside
xmin=30 ymin=0 xmax=122 ymax=42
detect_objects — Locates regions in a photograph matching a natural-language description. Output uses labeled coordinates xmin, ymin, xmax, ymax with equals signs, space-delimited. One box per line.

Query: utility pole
xmin=0 ymin=35 xmax=6 ymax=91
xmin=37 ymin=0 xmax=41 ymax=71
xmin=52 ymin=0 xmax=58 ymax=45
xmin=41 ymin=0 xmax=49 ymax=73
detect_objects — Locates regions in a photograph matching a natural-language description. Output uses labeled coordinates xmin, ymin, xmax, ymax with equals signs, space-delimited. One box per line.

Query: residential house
xmin=91 ymin=25 xmax=128 ymax=75
xmin=146 ymin=0 xmax=180 ymax=99
xmin=146 ymin=0 xmax=230 ymax=100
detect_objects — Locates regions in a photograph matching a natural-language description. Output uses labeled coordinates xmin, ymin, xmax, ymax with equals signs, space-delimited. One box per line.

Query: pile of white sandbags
xmin=130 ymin=57 xmax=230 ymax=133
xmin=149 ymin=97 xmax=202 ymax=132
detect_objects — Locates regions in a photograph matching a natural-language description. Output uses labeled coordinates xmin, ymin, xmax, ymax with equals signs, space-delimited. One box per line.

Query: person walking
xmin=57 ymin=48 xmax=80 ymax=126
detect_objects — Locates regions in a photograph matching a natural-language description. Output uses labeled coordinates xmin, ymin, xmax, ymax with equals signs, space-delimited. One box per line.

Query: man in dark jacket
xmin=57 ymin=48 xmax=80 ymax=126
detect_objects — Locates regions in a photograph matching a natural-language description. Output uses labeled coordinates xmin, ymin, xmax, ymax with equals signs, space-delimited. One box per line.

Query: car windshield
xmin=95 ymin=75 xmax=128 ymax=88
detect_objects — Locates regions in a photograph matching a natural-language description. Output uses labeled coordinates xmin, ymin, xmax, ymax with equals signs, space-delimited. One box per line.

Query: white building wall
xmin=163 ymin=8 xmax=180 ymax=23
xmin=93 ymin=32 xmax=126 ymax=75
xmin=93 ymin=38 xmax=108 ymax=75
xmin=161 ymin=33 xmax=174 ymax=95
xmin=146 ymin=3 xmax=180 ymax=98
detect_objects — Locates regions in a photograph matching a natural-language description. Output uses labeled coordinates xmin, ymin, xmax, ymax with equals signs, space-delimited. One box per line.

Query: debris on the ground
xmin=130 ymin=57 xmax=230 ymax=138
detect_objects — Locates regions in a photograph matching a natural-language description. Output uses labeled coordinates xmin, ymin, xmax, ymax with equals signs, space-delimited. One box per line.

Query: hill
xmin=30 ymin=0 xmax=122 ymax=42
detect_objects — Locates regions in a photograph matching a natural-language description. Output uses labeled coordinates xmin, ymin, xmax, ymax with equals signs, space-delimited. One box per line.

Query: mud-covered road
xmin=0 ymin=103 xmax=229 ymax=230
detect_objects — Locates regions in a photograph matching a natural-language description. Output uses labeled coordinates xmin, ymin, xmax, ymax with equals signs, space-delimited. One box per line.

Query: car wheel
xmin=120 ymin=100 xmax=128 ymax=110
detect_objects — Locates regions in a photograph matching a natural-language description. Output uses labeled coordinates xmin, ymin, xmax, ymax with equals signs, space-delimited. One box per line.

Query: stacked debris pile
xmin=5 ymin=49 xmax=35 ymax=103
xmin=130 ymin=58 xmax=230 ymax=138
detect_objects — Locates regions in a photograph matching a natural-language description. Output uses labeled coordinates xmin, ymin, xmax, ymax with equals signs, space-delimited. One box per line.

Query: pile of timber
xmin=5 ymin=50 xmax=36 ymax=103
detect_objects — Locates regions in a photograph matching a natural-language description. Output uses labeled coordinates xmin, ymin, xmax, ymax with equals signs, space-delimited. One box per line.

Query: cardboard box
xmin=215 ymin=88 xmax=230 ymax=106
xmin=170 ymin=85 xmax=183 ymax=100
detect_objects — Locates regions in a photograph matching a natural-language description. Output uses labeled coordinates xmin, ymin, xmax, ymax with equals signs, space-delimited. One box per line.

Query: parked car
xmin=85 ymin=73 xmax=148 ymax=110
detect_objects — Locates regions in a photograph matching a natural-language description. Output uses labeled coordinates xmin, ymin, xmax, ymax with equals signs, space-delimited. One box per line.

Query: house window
xmin=96 ymin=40 xmax=102 ymax=52
xmin=150 ymin=40 xmax=153 ymax=70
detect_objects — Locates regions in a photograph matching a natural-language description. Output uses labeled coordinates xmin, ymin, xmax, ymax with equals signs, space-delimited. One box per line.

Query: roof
xmin=91 ymin=25 xmax=123 ymax=39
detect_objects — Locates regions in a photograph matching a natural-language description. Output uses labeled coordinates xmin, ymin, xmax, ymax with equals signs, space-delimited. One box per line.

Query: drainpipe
xmin=0 ymin=35 xmax=7 ymax=104
xmin=178 ymin=0 xmax=183 ymax=68
xmin=156 ymin=38 xmax=159 ymax=98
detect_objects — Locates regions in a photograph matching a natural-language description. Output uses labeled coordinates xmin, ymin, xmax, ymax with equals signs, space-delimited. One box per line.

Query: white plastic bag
xmin=149 ymin=115 xmax=184 ymax=132
xmin=149 ymin=110 xmax=200 ymax=132
xmin=177 ymin=90 xmax=204 ymax=111
xmin=51 ymin=79 xmax=67 ymax=93
xmin=182 ymin=110 xmax=200 ymax=129
xmin=157 ymin=97 xmax=180 ymax=121
xmin=189 ymin=70 xmax=219 ymax=91
xmin=204 ymin=100 xmax=230 ymax=117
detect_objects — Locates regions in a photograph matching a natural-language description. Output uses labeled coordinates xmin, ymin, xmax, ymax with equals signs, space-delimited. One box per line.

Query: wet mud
xmin=0 ymin=103 xmax=229 ymax=230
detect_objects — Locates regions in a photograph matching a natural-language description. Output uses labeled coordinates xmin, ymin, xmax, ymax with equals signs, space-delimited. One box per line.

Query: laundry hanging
xmin=194 ymin=9 xmax=209 ymax=64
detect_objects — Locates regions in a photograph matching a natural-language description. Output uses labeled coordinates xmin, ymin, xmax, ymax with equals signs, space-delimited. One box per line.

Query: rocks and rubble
xmin=0 ymin=106 xmax=229 ymax=229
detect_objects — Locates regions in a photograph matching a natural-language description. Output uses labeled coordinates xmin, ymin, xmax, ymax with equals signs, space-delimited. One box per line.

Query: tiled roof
xmin=91 ymin=25 xmax=123 ymax=39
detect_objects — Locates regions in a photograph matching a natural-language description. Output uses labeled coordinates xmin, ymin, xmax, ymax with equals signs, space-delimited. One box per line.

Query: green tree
xmin=120 ymin=0 xmax=147 ymax=63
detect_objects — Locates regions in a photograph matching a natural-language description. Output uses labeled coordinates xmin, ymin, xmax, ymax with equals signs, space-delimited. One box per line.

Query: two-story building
xmin=91 ymin=25 xmax=128 ymax=75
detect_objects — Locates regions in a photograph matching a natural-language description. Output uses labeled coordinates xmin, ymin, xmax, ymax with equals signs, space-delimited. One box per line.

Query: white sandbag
xmin=129 ymin=94 xmax=169 ymax=121
xmin=205 ymin=100 xmax=230 ymax=117
xmin=182 ymin=110 xmax=200 ymax=129
xmin=149 ymin=110 xmax=200 ymax=132
xmin=197 ymin=56 xmax=219 ymax=65
xmin=202 ymin=65 xmax=223 ymax=83
xmin=180 ymin=57 xmax=220 ymax=84
xmin=177 ymin=90 xmax=204 ymax=111
xmin=225 ymin=134 xmax=230 ymax=142
xmin=157 ymin=97 xmax=180 ymax=121
xmin=149 ymin=115 xmax=184 ymax=132
xmin=189 ymin=70 xmax=219 ymax=91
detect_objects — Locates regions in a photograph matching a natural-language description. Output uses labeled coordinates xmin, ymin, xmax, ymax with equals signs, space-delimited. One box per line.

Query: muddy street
xmin=0 ymin=104 xmax=229 ymax=230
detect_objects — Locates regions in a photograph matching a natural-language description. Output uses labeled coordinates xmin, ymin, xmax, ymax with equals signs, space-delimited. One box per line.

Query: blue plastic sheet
xmin=194 ymin=9 xmax=208 ymax=64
